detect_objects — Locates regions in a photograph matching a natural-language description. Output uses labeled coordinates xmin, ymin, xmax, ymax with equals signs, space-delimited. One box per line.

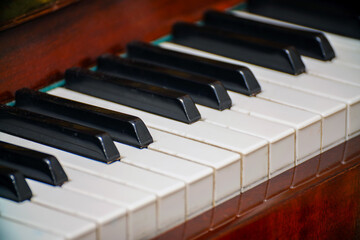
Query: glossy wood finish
xmin=0 ymin=0 xmax=241 ymax=104
xmin=153 ymin=135 xmax=360 ymax=240
xmin=1 ymin=1 xmax=359 ymax=238
xmin=0 ymin=0 xmax=78 ymax=31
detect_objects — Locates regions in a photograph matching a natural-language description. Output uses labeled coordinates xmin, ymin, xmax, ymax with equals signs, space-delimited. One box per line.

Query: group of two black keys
xmin=247 ymin=0 xmax=360 ymax=40
xmin=0 ymin=10 xmax=336 ymax=202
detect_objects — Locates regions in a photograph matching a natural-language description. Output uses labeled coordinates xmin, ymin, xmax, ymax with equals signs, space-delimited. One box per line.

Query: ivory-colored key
xmin=60 ymin=167 xmax=157 ymax=240
xmin=0 ymin=133 xmax=167 ymax=239
xmin=48 ymin=87 xmax=269 ymax=192
xmin=0 ymin=217 xmax=64 ymax=240
xmin=148 ymin=128 xmax=241 ymax=204
xmin=303 ymin=57 xmax=360 ymax=87
xmin=228 ymin=92 xmax=321 ymax=163
xmin=0 ymin=198 xmax=96 ymax=240
xmin=196 ymin=105 xmax=295 ymax=176
xmin=256 ymin=81 xmax=347 ymax=151
xmin=159 ymin=42 xmax=360 ymax=139
xmin=28 ymin=179 xmax=127 ymax=240
xmin=114 ymin=142 xmax=214 ymax=217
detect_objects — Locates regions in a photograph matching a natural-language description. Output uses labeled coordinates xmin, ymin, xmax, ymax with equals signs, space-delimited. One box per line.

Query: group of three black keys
xmin=0 ymin=10 xmax=336 ymax=203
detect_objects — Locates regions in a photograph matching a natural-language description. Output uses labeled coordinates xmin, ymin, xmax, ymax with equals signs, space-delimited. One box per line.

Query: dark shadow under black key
xmin=0 ymin=105 xmax=120 ymax=164
xmin=65 ymin=68 xmax=201 ymax=124
xmin=97 ymin=54 xmax=232 ymax=110
xmin=0 ymin=141 xmax=68 ymax=186
xmin=171 ymin=22 xmax=306 ymax=75
xmin=15 ymin=88 xmax=153 ymax=148
xmin=203 ymin=10 xmax=335 ymax=61
xmin=247 ymin=0 xmax=360 ymax=39
xmin=0 ymin=166 xmax=32 ymax=202
xmin=126 ymin=41 xmax=261 ymax=96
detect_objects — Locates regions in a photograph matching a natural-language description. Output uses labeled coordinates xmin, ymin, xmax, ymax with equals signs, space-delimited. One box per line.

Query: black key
xmin=203 ymin=10 xmax=335 ymax=61
xmin=0 ymin=141 xmax=68 ymax=186
xmin=171 ymin=22 xmax=306 ymax=75
xmin=15 ymin=88 xmax=153 ymax=148
xmin=0 ymin=105 xmax=120 ymax=164
xmin=97 ymin=54 xmax=232 ymax=110
xmin=0 ymin=166 xmax=32 ymax=202
xmin=248 ymin=0 xmax=360 ymax=39
xmin=126 ymin=41 xmax=261 ymax=96
xmin=65 ymin=68 xmax=201 ymax=124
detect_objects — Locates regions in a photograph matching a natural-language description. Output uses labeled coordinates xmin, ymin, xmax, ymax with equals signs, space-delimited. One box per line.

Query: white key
xmin=70 ymin=162 xmax=186 ymax=232
xmin=48 ymin=88 xmax=269 ymax=192
xmin=148 ymin=128 xmax=241 ymax=204
xmin=257 ymin=81 xmax=347 ymax=150
xmin=160 ymin=42 xmax=360 ymax=139
xmin=114 ymin=142 xmax=213 ymax=217
xmin=0 ymin=217 xmax=64 ymax=240
xmin=0 ymin=132 xmax=185 ymax=231
xmin=228 ymin=92 xmax=321 ymax=163
xmin=325 ymin=33 xmax=360 ymax=52
xmin=79 ymin=162 xmax=186 ymax=232
xmin=328 ymin=46 xmax=360 ymax=69
xmin=303 ymin=57 xmax=360 ymax=87
xmin=196 ymin=105 xmax=295 ymax=177
xmin=28 ymin=180 xmax=127 ymax=240
xmin=0 ymin=198 xmax=96 ymax=240
xmin=0 ymin=133 xmax=157 ymax=240
xmin=61 ymin=168 xmax=157 ymax=240
xmin=0 ymin=132 xmax=185 ymax=233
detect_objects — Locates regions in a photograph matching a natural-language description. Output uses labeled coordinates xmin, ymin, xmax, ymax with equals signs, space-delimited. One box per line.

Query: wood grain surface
xmin=0 ymin=0 xmax=241 ymax=103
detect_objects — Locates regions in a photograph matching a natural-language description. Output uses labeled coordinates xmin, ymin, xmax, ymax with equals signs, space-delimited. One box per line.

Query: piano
xmin=0 ymin=0 xmax=359 ymax=239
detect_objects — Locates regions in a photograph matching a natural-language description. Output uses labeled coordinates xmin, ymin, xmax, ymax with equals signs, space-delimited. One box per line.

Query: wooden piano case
xmin=1 ymin=0 xmax=359 ymax=239
xmin=0 ymin=0 xmax=241 ymax=103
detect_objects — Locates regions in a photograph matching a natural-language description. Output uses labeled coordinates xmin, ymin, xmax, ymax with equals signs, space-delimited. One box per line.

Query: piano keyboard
xmin=1 ymin=3 xmax=359 ymax=240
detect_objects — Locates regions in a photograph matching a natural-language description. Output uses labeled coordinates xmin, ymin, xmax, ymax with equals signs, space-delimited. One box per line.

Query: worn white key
xmin=71 ymin=162 xmax=186 ymax=232
xmin=28 ymin=180 xmax=127 ymax=240
xmin=49 ymin=88 xmax=269 ymax=192
xmin=303 ymin=57 xmax=360 ymax=87
xmin=228 ymin=92 xmax=321 ymax=163
xmin=0 ymin=198 xmax=96 ymax=240
xmin=61 ymin=168 xmax=157 ymax=240
xmin=196 ymin=105 xmax=295 ymax=177
xmin=79 ymin=162 xmax=186 ymax=232
xmin=0 ymin=217 xmax=64 ymax=240
xmin=148 ymin=128 xmax=241 ymax=204
xmin=0 ymin=134 xmax=157 ymax=240
xmin=328 ymin=46 xmax=360 ymax=69
xmin=326 ymin=33 xmax=360 ymax=52
xmin=257 ymin=81 xmax=347 ymax=150
xmin=160 ymin=42 xmax=360 ymax=139
xmin=0 ymin=132 xmax=185 ymax=233
xmin=114 ymin=142 xmax=213 ymax=217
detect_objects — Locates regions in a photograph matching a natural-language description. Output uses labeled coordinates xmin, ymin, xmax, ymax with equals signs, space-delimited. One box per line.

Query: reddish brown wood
xmin=2 ymin=1 xmax=359 ymax=238
xmin=153 ymin=136 xmax=360 ymax=240
xmin=0 ymin=0 xmax=79 ymax=31
xmin=0 ymin=0 xmax=242 ymax=104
